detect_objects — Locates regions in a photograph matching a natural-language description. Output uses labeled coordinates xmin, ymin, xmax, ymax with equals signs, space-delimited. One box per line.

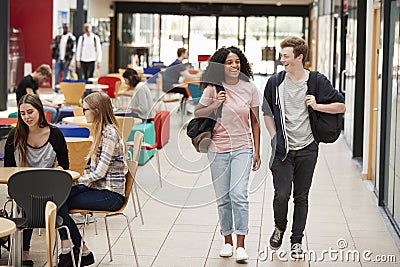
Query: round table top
xmin=62 ymin=116 xmax=91 ymax=127
xmin=0 ymin=218 xmax=16 ymax=238
xmin=0 ymin=167 xmax=80 ymax=184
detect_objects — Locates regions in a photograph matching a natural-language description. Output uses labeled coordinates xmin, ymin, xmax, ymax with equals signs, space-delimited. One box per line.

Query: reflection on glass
xmin=246 ymin=17 xmax=268 ymax=74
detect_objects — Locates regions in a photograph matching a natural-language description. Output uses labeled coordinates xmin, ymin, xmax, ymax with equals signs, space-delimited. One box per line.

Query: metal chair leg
xmin=77 ymin=213 xmax=89 ymax=267
xmin=134 ymin=184 xmax=144 ymax=224
xmin=104 ymin=217 xmax=113 ymax=261
xmin=123 ymin=213 xmax=140 ymax=267
xmin=156 ymin=149 xmax=162 ymax=187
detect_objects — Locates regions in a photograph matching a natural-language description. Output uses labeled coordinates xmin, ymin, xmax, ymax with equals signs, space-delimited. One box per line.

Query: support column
xmin=0 ymin=0 xmax=9 ymax=111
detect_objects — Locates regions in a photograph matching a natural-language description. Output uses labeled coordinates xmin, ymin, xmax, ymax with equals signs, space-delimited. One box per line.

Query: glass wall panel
xmin=393 ymin=1 xmax=400 ymax=223
xmin=218 ymin=16 xmax=239 ymax=48
xmin=388 ymin=0 xmax=400 ymax=222
xmin=189 ymin=16 xmax=217 ymax=65
xmin=246 ymin=17 xmax=268 ymax=74
xmin=343 ymin=6 xmax=358 ymax=150
xmin=116 ymin=13 xmax=159 ymax=68
xmin=160 ymin=15 xmax=188 ymax=66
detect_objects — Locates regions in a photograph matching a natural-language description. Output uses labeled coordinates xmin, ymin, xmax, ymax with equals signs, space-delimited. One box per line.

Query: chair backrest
xmin=143 ymin=67 xmax=161 ymax=84
xmin=65 ymin=138 xmax=92 ymax=175
xmin=73 ymin=107 xmax=84 ymax=116
xmin=59 ymin=82 xmax=86 ymax=106
xmin=8 ymin=169 xmax=72 ymax=228
xmin=116 ymin=117 xmax=136 ymax=142
xmin=98 ymin=76 xmax=121 ymax=99
xmin=0 ymin=125 xmax=13 ymax=140
xmin=187 ymin=83 xmax=203 ymax=105
xmin=45 ymin=201 xmax=57 ymax=267
xmin=132 ymin=131 xmax=144 ymax=162
xmin=59 ymin=126 xmax=90 ymax=138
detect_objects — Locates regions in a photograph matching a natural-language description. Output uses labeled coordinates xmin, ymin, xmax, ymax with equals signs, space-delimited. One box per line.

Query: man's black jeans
xmin=270 ymin=141 xmax=318 ymax=244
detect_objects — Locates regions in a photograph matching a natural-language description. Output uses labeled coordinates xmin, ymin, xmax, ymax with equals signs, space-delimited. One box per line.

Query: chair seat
xmin=69 ymin=209 xmax=123 ymax=217
xmin=126 ymin=141 xmax=157 ymax=151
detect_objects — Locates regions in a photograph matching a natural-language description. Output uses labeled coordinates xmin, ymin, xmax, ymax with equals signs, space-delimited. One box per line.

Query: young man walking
xmin=262 ymin=37 xmax=345 ymax=258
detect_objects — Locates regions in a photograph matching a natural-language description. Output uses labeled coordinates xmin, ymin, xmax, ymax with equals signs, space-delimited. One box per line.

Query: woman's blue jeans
xmin=207 ymin=148 xmax=253 ymax=236
xmin=58 ymin=185 xmax=124 ymax=247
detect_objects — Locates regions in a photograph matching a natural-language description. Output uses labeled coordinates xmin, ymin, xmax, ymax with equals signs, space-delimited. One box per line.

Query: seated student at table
xmin=57 ymin=92 xmax=127 ymax=267
xmin=16 ymin=64 xmax=61 ymax=123
xmin=117 ymin=68 xmax=155 ymax=122
xmin=162 ymin=48 xmax=201 ymax=112
xmin=4 ymin=94 xmax=69 ymax=267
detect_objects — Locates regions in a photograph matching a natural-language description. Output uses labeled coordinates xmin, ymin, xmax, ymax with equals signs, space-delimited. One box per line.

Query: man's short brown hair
xmin=35 ymin=64 xmax=52 ymax=78
xmin=280 ymin=37 xmax=308 ymax=64
xmin=177 ymin=48 xmax=187 ymax=57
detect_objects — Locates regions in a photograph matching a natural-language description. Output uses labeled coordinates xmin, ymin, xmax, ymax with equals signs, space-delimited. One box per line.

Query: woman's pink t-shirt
xmin=199 ymin=79 xmax=260 ymax=153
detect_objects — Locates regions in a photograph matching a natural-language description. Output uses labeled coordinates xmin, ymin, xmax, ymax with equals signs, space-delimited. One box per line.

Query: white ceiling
xmin=119 ymin=0 xmax=313 ymax=5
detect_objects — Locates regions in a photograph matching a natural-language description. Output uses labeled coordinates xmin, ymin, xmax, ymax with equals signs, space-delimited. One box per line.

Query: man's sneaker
xmin=219 ymin=243 xmax=234 ymax=257
xmin=58 ymin=252 xmax=74 ymax=267
xmin=73 ymin=246 xmax=95 ymax=266
xmin=236 ymin=247 xmax=249 ymax=262
xmin=290 ymin=243 xmax=304 ymax=260
xmin=269 ymin=226 xmax=284 ymax=250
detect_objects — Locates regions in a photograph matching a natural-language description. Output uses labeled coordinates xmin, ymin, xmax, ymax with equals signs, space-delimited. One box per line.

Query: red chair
xmin=98 ymin=76 xmax=121 ymax=99
xmin=126 ymin=110 xmax=170 ymax=188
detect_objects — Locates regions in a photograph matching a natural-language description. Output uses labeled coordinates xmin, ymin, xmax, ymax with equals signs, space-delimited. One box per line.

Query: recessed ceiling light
xmin=276 ymin=2 xmax=282 ymax=6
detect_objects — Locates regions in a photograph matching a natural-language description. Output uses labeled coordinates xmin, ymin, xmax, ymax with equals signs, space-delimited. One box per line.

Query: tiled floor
xmin=1 ymin=77 xmax=400 ymax=266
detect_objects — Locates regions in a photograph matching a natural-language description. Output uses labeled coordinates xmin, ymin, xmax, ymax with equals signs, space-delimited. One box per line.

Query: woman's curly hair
xmin=201 ymin=46 xmax=253 ymax=89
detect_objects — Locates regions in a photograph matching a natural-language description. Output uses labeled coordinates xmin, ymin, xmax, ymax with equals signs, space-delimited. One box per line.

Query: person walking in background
xmin=262 ymin=36 xmax=345 ymax=259
xmin=76 ymin=23 xmax=102 ymax=81
xmin=57 ymin=92 xmax=127 ymax=267
xmin=4 ymin=94 xmax=69 ymax=267
xmin=117 ymin=68 xmax=155 ymax=122
xmin=51 ymin=23 xmax=76 ymax=87
xmin=16 ymin=64 xmax=60 ymax=122
xmin=194 ymin=46 xmax=261 ymax=262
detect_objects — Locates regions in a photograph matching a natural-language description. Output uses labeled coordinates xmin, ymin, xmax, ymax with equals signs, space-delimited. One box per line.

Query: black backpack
xmin=307 ymin=71 xmax=343 ymax=143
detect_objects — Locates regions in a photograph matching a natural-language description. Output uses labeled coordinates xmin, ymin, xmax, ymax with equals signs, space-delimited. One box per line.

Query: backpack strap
xmin=307 ymin=71 xmax=318 ymax=96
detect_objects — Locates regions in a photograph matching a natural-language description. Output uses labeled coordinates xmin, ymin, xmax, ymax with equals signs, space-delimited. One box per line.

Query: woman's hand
xmin=252 ymin=153 xmax=261 ymax=171
xmin=216 ymin=91 xmax=226 ymax=104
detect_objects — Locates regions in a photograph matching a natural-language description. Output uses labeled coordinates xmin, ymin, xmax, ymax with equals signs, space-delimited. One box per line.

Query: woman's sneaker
xmin=269 ymin=226 xmax=284 ymax=250
xmin=219 ymin=243 xmax=234 ymax=257
xmin=236 ymin=247 xmax=249 ymax=262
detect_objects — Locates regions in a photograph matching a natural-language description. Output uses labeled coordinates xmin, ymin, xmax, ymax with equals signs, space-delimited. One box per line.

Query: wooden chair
xmin=127 ymin=132 xmax=144 ymax=224
xmin=59 ymin=82 xmax=86 ymax=106
xmin=73 ymin=107 xmax=84 ymax=116
xmin=69 ymin=163 xmax=140 ymax=267
xmin=65 ymin=138 xmax=92 ymax=175
xmin=116 ymin=117 xmax=136 ymax=143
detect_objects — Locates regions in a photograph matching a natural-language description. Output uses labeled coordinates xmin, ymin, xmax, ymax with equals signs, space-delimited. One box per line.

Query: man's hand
xmin=305 ymin=95 xmax=318 ymax=110
xmin=252 ymin=153 xmax=261 ymax=171
xmin=76 ymin=61 xmax=81 ymax=69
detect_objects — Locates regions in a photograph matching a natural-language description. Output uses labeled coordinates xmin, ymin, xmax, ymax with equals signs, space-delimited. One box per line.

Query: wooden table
xmin=0 ymin=217 xmax=16 ymax=238
xmin=62 ymin=116 xmax=91 ymax=128
xmin=0 ymin=167 xmax=80 ymax=184
xmin=55 ymin=83 xmax=108 ymax=91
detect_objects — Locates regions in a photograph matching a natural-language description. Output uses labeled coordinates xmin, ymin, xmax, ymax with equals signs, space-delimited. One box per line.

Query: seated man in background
xmin=16 ymin=64 xmax=60 ymax=122
xmin=162 ymin=47 xmax=201 ymax=111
